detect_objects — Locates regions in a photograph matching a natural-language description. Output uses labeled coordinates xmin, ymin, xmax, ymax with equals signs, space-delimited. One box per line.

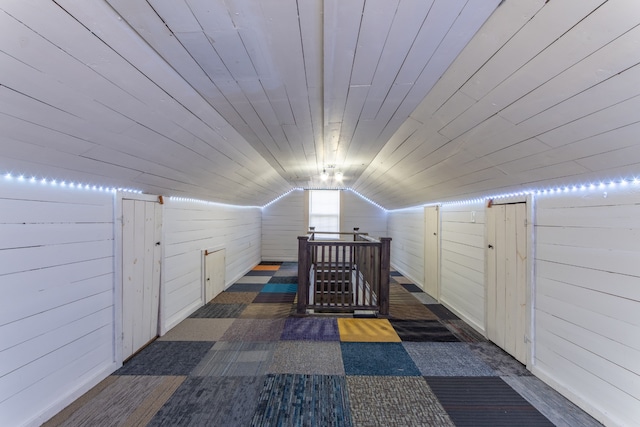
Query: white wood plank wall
xmin=0 ymin=182 xmax=116 ymax=427
xmin=388 ymin=208 xmax=424 ymax=287
xmin=440 ymin=202 xmax=486 ymax=332
xmin=261 ymin=190 xmax=305 ymax=262
xmin=341 ymin=191 xmax=388 ymax=239
xmin=534 ymin=188 xmax=640 ymax=427
xmin=162 ymin=200 xmax=261 ymax=332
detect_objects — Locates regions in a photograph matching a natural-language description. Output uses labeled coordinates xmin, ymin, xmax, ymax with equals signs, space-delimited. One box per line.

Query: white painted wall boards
xmin=121 ymin=199 xmax=162 ymax=360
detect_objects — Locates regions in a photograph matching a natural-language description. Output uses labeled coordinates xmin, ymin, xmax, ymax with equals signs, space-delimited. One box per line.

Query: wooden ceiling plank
xmin=148 ymin=0 xmax=200 ymax=32
xmin=501 ymin=26 xmax=640 ymax=125
xmin=0 ymin=112 xmax=96 ymax=156
xmin=323 ymin=0 xmax=365 ymax=126
xmin=442 ymin=0 xmax=632 ymax=141
xmin=184 ymin=0 xmax=235 ymax=33
xmin=359 ymin=0 xmax=439 ymax=120
xmin=350 ymin=0 xmax=399 ymax=86
xmin=411 ymin=0 xmax=545 ymax=121
xmin=460 ymin=0 xmax=606 ymax=101
xmin=538 ymin=94 xmax=640 ymax=148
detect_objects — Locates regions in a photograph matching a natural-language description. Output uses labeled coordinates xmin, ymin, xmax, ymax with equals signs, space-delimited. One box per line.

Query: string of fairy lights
xmin=3 ymin=170 xmax=639 ymax=210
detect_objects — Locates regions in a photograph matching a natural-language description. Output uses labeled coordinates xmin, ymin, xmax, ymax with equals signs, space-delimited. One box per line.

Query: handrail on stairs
xmin=297 ymin=227 xmax=391 ymax=316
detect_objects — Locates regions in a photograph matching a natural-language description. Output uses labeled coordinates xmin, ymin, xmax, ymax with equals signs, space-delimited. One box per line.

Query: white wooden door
xmin=424 ymin=206 xmax=440 ymax=298
xmin=486 ymin=202 xmax=527 ymax=364
xmin=205 ymin=249 xmax=225 ymax=302
xmin=122 ymin=199 xmax=162 ymax=360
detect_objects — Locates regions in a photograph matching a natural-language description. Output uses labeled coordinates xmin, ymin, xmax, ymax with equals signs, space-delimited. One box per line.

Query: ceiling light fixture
xmin=320 ymin=169 xmax=329 ymax=181
xmin=335 ymin=171 xmax=343 ymax=181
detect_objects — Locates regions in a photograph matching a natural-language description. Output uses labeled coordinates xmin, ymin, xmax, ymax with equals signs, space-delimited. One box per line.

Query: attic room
xmin=1 ymin=0 xmax=638 ymax=426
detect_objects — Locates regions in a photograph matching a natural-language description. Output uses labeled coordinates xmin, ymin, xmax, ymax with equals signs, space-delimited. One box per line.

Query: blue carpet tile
xmin=426 ymin=376 xmax=555 ymax=426
xmin=116 ymin=341 xmax=213 ymax=376
xmin=426 ymin=304 xmax=461 ymax=320
xmin=268 ymin=275 xmax=298 ymax=284
xmin=400 ymin=283 xmax=423 ymax=293
xmin=253 ymin=292 xmax=296 ymax=303
xmin=341 ymin=342 xmax=421 ymax=376
xmin=262 ymin=283 xmax=298 ymax=293
xmin=390 ymin=271 xmax=403 ymax=276
xmin=404 ymin=342 xmax=495 ymax=376
xmin=188 ymin=303 xmax=247 ymax=318
xmin=390 ymin=319 xmax=460 ymax=342
xmin=280 ymin=317 xmax=340 ymax=341
xmin=149 ymin=376 xmax=264 ymax=427
xmin=250 ymin=374 xmax=353 ymax=427
xmin=225 ymin=283 xmax=265 ymax=292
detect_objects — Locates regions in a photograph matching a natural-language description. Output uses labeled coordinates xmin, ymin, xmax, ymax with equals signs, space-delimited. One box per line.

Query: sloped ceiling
xmin=2 ymin=1 xmax=640 ymax=209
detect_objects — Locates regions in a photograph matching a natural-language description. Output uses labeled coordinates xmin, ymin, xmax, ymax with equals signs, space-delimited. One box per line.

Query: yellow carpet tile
xmin=337 ymin=318 xmax=401 ymax=342
xmin=253 ymin=265 xmax=280 ymax=271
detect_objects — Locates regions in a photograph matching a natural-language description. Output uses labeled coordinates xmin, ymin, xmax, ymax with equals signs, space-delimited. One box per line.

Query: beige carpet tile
xmin=412 ymin=292 xmax=438 ymax=304
xmin=157 ymin=318 xmax=235 ymax=342
xmin=239 ymin=303 xmax=294 ymax=319
xmin=121 ymin=376 xmax=185 ymax=427
xmin=269 ymin=341 xmax=345 ymax=375
xmin=43 ymin=376 xmax=119 ymax=427
xmin=211 ymin=291 xmax=259 ymax=304
xmin=346 ymin=376 xmax=454 ymax=427
xmin=235 ymin=275 xmax=271 ymax=284
xmin=388 ymin=304 xmax=439 ymax=320
xmin=43 ymin=376 xmax=185 ymax=427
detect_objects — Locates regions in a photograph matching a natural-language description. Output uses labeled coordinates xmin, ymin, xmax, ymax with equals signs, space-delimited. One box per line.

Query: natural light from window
xmin=309 ymin=190 xmax=340 ymax=239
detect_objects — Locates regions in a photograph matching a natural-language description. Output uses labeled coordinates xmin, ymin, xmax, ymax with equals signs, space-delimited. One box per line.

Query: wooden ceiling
xmin=2 ymin=1 xmax=640 ymax=208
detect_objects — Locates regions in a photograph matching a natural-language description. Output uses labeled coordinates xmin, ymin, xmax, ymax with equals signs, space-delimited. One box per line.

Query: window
xmin=309 ymin=190 xmax=340 ymax=239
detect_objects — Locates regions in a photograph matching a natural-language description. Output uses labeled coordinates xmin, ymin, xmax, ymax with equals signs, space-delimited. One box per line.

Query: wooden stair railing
xmin=297 ymin=228 xmax=390 ymax=315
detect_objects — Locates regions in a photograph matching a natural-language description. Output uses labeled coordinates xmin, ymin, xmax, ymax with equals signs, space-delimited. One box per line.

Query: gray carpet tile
xmin=268 ymin=275 xmax=298 ymax=283
xmin=468 ymin=342 xmax=532 ymax=376
xmin=191 ymin=341 xmax=276 ymax=376
xmin=220 ymin=318 xmax=286 ymax=341
xmin=390 ymin=319 xmax=459 ymax=341
xmin=116 ymin=341 xmax=213 ymax=376
xmin=188 ymin=303 xmax=247 ymax=318
xmin=403 ymin=342 xmax=495 ymax=376
xmin=425 ymin=304 xmax=460 ymax=320
xmin=235 ymin=275 xmax=272 ymax=284
xmin=412 ymin=292 xmax=438 ymax=305
xmin=426 ymin=376 xmax=555 ymax=426
xmin=250 ymin=374 xmax=353 ymax=427
xmin=157 ymin=318 xmax=234 ymax=341
xmin=442 ymin=319 xmax=488 ymax=343
xmin=347 ymin=376 xmax=454 ymax=427
xmin=148 ymin=376 xmax=264 ymax=427
xmin=225 ymin=283 xmax=265 ymax=292
xmin=273 ymin=268 xmax=299 ymax=277
xmin=269 ymin=341 xmax=345 ymax=375
xmin=501 ymin=376 xmax=604 ymax=427
xmin=400 ymin=283 xmax=423 ymax=292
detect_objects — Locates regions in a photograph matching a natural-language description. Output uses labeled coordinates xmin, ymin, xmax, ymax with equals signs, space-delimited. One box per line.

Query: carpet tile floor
xmin=46 ymin=262 xmax=603 ymax=427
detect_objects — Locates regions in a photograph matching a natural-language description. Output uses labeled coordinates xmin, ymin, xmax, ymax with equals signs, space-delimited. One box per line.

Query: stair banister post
xmin=297 ymin=235 xmax=310 ymax=315
xmin=379 ymin=237 xmax=392 ymax=316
